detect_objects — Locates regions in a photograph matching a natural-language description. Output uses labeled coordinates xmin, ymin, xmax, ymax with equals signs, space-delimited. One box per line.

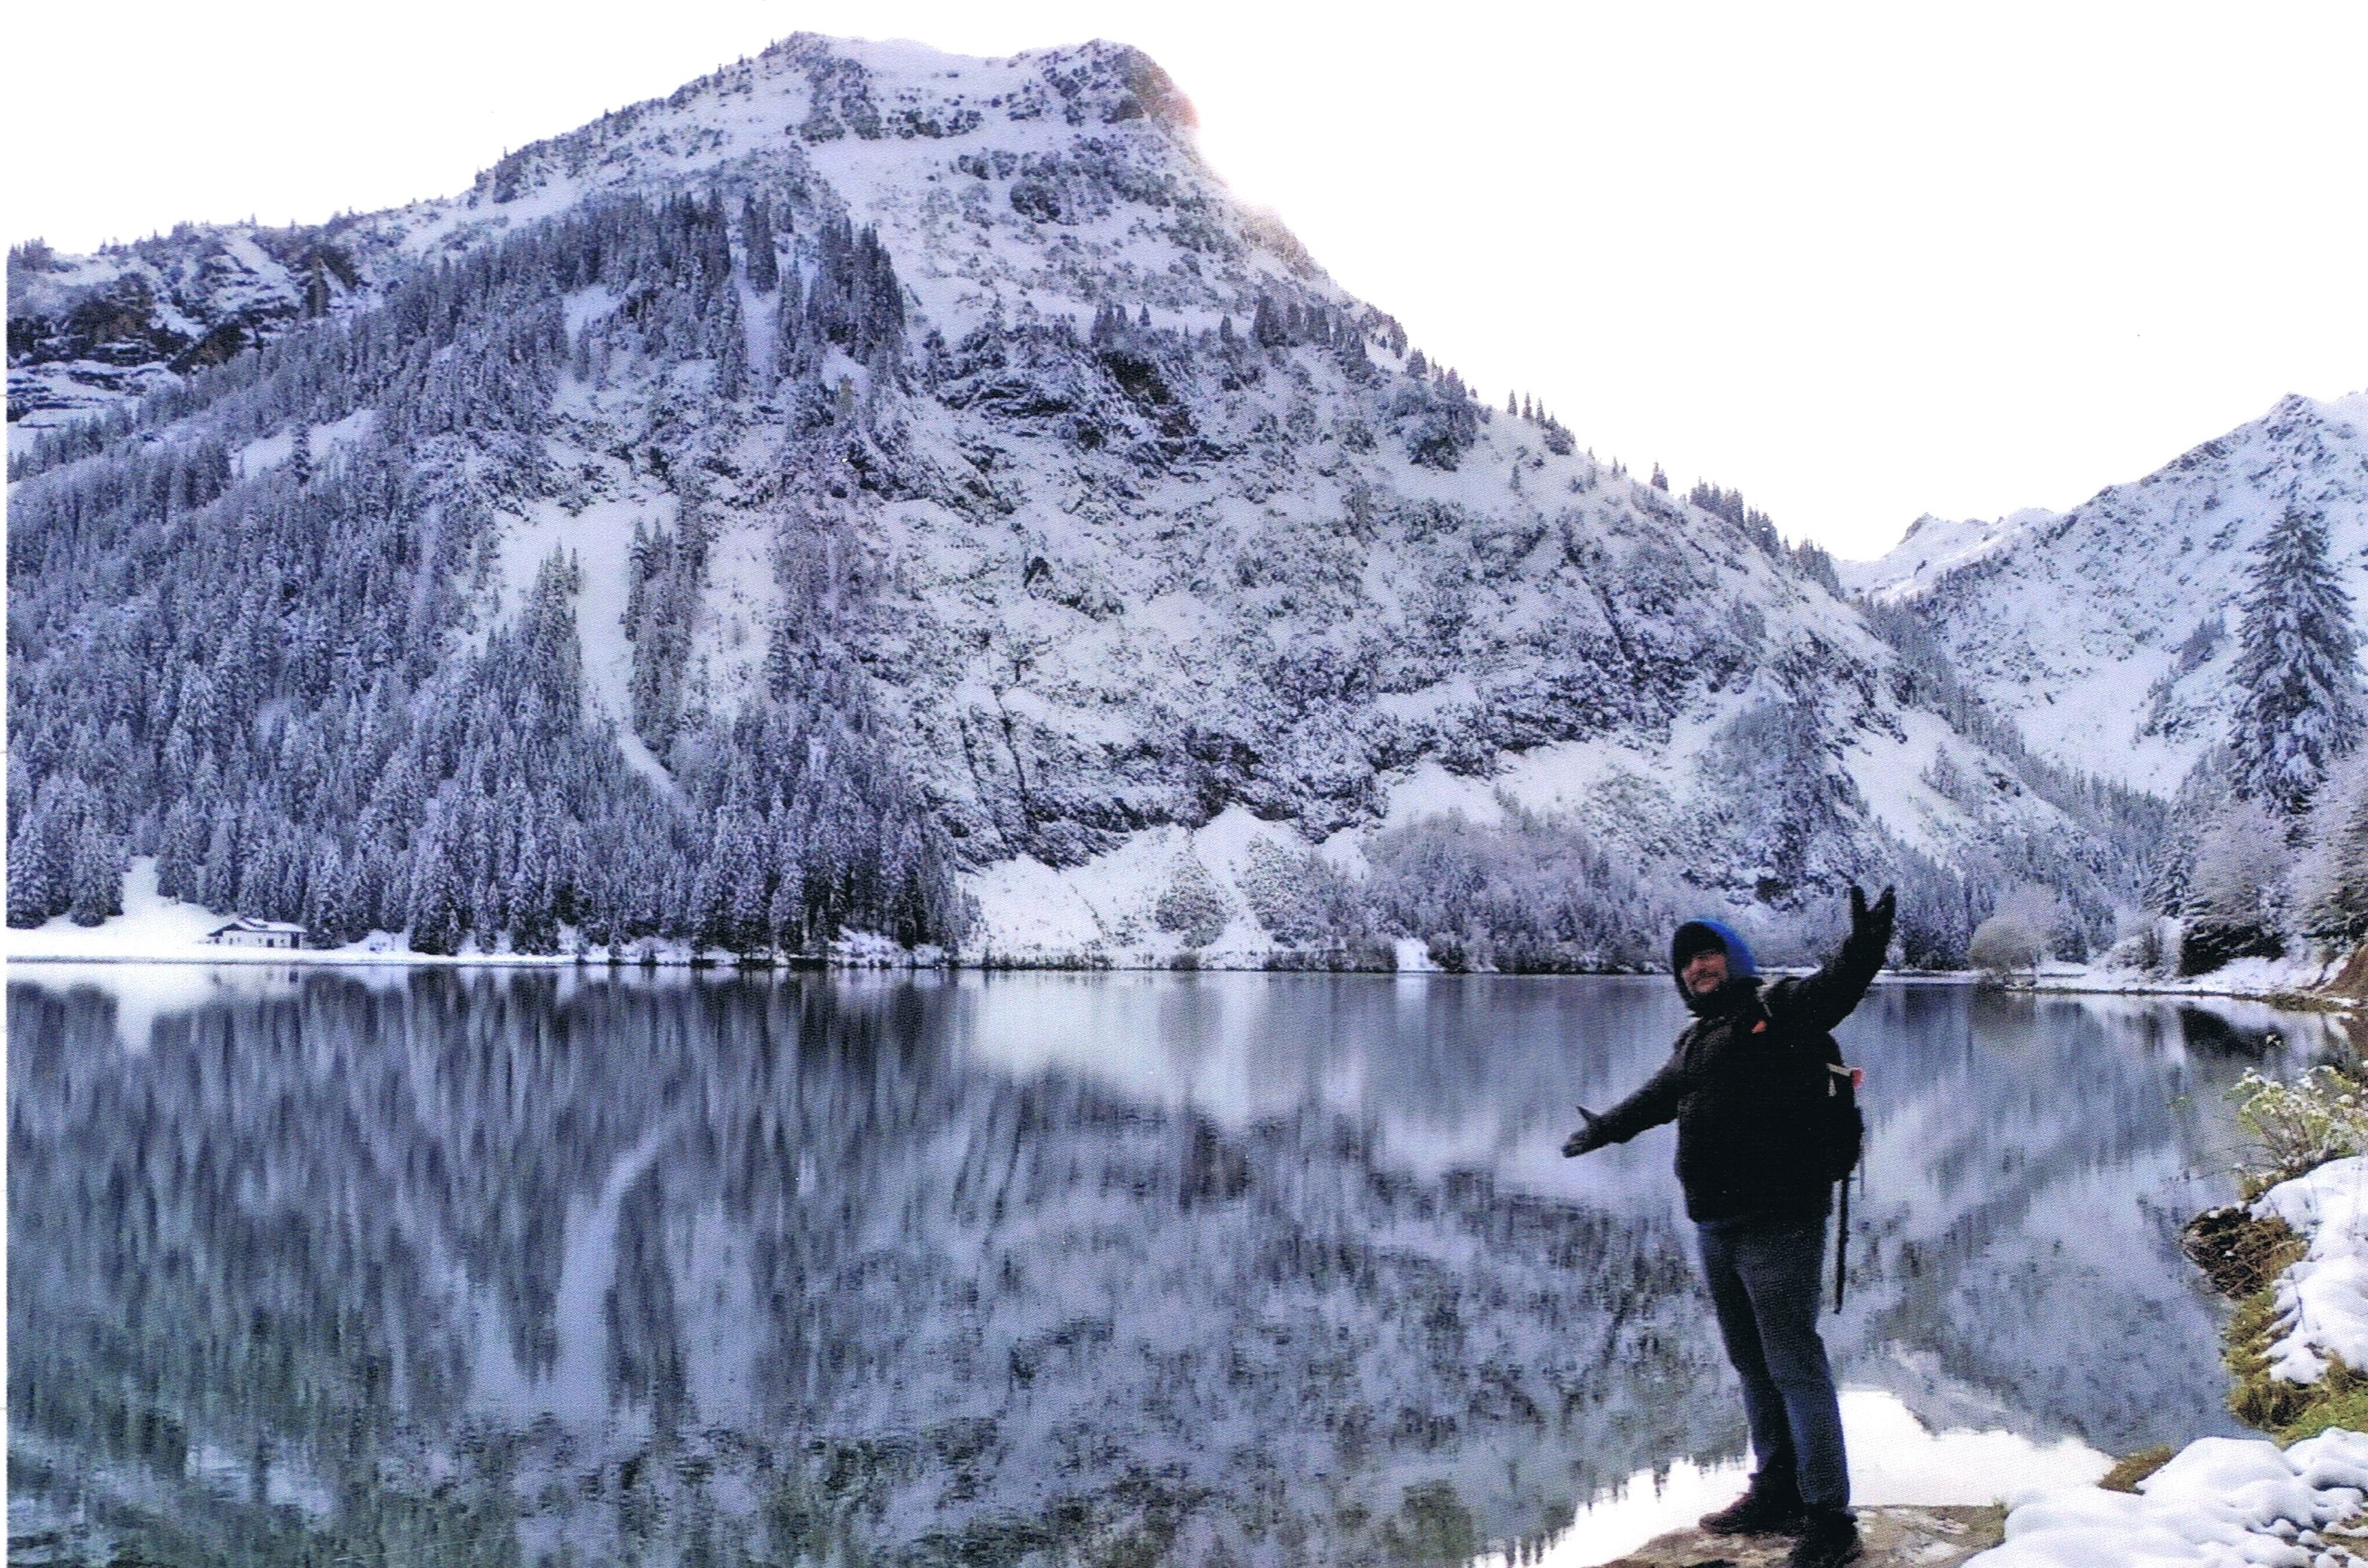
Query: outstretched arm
xmin=1768 ymin=885 xmax=1895 ymax=1034
xmin=1565 ymin=1050 xmax=1686 ymax=1156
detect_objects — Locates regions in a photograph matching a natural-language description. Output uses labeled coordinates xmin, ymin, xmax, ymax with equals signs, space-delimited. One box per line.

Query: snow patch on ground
xmin=689 ymin=506 xmax=776 ymax=711
xmin=1846 ymin=708 xmax=1962 ymax=858
xmin=1382 ymin=762 xmax=1505 ymax=829
xmin=1971 ymin=1428 xmax=2368 ymax=1566
xmin=2318 ymin=389 xmax=2368 ymax=434
xmin=2032 ymin=951 xmax=2347 ymax=1005
xmin=3 ymin=859 xmax=224 ymax=959
xmin=2255 ymin=1159 xmax=2368 ymax=1388
xmin=497 ymin=479 xmax=682 ymax=797
xmin=963 ymin=808 xmax=1318 ymax=964
xmin=234 ymin=407 xmax=380 ymax=478
xmin=236 ymin=427 xmax=294 ymax=476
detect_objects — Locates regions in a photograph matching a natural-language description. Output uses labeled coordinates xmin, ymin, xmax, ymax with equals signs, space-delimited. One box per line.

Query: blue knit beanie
xmin=1670 ymin=918 xmax=1758 ymax=979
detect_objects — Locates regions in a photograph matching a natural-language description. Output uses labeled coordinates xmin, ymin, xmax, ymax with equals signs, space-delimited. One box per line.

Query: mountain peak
xmin=1838 ymin=509 xmax=2050 ymax=604
xmin=7 ymin=34 xmax=1294 ymax=444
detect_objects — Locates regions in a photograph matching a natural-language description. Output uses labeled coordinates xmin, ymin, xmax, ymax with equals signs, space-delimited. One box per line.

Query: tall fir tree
xmin=2229 ymin=505 xmax=2363 ymax=818
xmin=739 ymin=194 xmax=778 ymax=293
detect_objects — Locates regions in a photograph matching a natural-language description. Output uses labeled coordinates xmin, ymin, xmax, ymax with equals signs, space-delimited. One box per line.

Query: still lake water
xmin=8 ymin=966 xmax=2357 ymax=1566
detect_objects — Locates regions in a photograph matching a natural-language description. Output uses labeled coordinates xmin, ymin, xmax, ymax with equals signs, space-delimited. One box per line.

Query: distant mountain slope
xmin=1838 ymin=508 xmax=2056 ymax=604
xmin=1859 ymin=393 xmax=2368 ymax=796
xmin=8 ymin=35 xmax=2150 ymax=963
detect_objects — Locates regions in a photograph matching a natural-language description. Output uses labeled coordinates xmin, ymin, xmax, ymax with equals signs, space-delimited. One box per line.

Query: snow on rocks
xmin=1969 ymin=1431 xmax=2368 ymax=1566
xmin=2253 ymin=1159 xmax=2368 ymax=1385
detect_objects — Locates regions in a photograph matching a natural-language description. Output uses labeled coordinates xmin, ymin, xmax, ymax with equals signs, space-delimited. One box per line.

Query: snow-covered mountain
xmin=1848 ymin=392 xmax=2368 ymax=796
xmin=7 ymin=35 xmax=2150 ymax=965
xmin=1838 ymin=508 xmax=2057 ymax=604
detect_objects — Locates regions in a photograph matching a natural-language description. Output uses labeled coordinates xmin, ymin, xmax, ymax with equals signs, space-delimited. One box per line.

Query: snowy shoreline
xmin=1963 ymin=1165 xmax=2368 ymax=1563
xmin=1999 ymin=953 xmax=2364 ymax=1012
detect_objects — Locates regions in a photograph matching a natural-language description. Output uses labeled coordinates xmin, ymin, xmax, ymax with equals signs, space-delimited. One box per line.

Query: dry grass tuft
xmin=2097 ymin=1446 xmax=2175 ymax=1493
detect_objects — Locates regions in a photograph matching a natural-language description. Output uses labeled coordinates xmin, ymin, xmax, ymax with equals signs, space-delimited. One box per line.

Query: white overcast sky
xmin=11 ymin=2 xmax=2365 ymax=558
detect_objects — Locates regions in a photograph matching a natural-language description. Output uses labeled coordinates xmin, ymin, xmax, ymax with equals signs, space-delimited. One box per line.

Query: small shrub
xmin=2233 ymin=1066 xmax=2368 ymax=1194
xmin=1153 ymin=854 xmax=1229 ymax=947
xmin=1967 ymin=914 xmax=2040 ymax=978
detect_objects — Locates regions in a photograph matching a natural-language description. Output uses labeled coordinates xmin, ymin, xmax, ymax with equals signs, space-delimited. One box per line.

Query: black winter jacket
xmin=1589 ymin=926 xmax=1885 ymax=1222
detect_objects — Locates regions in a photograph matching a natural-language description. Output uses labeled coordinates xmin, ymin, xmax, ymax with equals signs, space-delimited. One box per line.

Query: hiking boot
xmin=1782 ymin=1509 xmax=1862 ymax=1568
xmin=1697 ymin=1482 xmax=1806 ymax=1536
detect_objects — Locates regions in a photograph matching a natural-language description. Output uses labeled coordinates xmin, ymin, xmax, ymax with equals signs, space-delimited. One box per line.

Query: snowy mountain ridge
xmin=1838 ymin=507 xmax=2057 ymax=604
xmin=8 ymin=35 xmax=1225 ymax=444
xmin=1858 ymin=391 xmax=2368 ymax=797
xmin=9 ymin=35 xmax=2154 ymax=965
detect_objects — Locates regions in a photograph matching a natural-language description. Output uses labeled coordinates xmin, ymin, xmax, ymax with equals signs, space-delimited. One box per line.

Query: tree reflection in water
xmin=8 ymin=969 xmax=2342 ymax=1565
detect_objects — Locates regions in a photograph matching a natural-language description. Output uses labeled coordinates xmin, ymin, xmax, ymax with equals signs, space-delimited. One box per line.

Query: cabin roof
xmin=207 ymin=917 xmax=307 ymax=936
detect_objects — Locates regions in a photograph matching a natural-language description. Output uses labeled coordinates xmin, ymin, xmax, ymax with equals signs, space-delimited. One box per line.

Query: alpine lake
xmin=9 ymin=965 xmax=2355 ymax=1566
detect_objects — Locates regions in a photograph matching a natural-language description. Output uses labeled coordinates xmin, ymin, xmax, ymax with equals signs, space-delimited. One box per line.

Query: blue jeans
xmin=1695 ymin=1213 xmax=1849 ymax=1513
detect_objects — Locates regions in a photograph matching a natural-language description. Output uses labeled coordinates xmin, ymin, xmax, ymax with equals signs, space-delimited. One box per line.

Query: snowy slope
xmin=9 ymin=35 xmax=2147 ymax=962
xmin=1866 ymin=392 xmax=2368 ymax=796
xmin=1839 ymin=509 xmax=2056 ymax=603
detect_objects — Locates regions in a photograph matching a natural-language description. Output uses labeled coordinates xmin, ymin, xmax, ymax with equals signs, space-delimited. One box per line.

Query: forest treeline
xmin=8 ymin=190 xmax=964 ymax=953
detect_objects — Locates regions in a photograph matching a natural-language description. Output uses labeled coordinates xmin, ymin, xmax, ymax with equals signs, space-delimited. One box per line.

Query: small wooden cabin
xmin=206 ymin=917 xmax=307 ymax=950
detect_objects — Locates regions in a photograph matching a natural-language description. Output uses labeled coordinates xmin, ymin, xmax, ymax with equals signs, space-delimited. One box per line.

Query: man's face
xmin=1682 ymin=949 xmax=1728 ymax=995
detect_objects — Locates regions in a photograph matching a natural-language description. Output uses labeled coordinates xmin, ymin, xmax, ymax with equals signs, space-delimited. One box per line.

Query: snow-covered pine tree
xmin=2296 ymin=750 xmax=2368 ymax=946
xmin=2182 ymin=796 xmax=2291 ymax=971
xmin=2229 ymin=504 xmax=2363 ymax=818
xmin=740 ymin=194 xmax=778 ymax=293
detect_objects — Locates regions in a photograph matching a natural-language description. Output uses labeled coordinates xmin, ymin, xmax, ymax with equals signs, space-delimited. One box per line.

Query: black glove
xmin=1848 ymin=884 xmax=1896 ymax=946
xmin=1562 ymin=1106 xmax=1606 ymax=1158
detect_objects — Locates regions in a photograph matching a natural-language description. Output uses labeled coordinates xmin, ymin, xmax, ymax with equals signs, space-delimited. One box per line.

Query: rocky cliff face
xmin=7 ymin=35 xmax=2145 ymax=962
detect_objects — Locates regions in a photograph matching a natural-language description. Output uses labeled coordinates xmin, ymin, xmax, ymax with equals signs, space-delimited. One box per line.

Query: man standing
xmin=1565 ymin=887 xmax=1895 ymax=1568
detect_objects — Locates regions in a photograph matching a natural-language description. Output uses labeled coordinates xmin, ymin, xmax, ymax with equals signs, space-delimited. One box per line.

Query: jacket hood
xmin=1671 ymin=918 xmax=1759 ymax=1010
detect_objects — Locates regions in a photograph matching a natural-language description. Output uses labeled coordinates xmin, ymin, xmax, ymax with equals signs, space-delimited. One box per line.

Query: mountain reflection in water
xmin=8 ymin=968 xmax=2349 ymax=1566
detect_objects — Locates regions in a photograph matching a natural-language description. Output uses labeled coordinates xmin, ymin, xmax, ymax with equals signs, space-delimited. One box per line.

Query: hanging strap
xmin=1834 ymin=1177 xmax=1850 ymax=1313
xmin=1828 ymin=1060 xmax=1862 ymax=1314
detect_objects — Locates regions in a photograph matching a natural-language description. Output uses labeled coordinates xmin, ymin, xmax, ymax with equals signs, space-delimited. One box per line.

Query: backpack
xmin=1816 ymin=1050 xmax=1865 ymax=1185
xmin=1804 ymin=1028 xmax=1865 ymax=1313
